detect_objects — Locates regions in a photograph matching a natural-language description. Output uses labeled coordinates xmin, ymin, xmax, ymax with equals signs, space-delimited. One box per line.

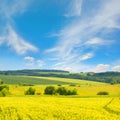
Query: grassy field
xmin=0 ymin=75 xmax=107 ymax=85
xmin=8 ymin=84 xmax=120 ymax=96
xmin=0 ymin=75 xmax=118 ymax=96
xmin=0 ymin=96 xmax=120 ymax=120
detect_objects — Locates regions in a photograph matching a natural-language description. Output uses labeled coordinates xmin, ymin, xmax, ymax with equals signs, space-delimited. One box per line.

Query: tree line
xmin=0 ymin=70 xmax=120 ymax=84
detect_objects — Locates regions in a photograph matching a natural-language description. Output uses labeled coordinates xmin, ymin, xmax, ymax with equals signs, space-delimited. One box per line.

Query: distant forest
xmin=0 ymin=69 xmax=120 ymax=84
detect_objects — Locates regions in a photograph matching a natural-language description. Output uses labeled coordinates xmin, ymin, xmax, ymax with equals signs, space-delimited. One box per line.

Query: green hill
xmin=0 ymin=69 xmax=120 ymax=84
xmin=0 ymin=75 xmax=106 ymax=86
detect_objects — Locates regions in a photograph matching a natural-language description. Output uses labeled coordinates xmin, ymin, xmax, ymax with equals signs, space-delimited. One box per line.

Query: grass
xmin=0 ymin=75 xmax=107 ymax=86
xmin=7 ymin=84 xmax=120 ymax=96
xmin=0 ymin=75 xmax=70 ymax=85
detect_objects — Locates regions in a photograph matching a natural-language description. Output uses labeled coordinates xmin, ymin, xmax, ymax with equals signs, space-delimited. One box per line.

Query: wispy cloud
xmin=0 ymin=25 xmax=38 ymax=54
xmin=93 ymin=64 xmax=110 ymax=73
xmin=37 ymin=60 xmax=45 ymax=67
xmin=24 ymin=56 xmax=45 ymax=68
xmin=24 ymin=56 xmax=35 ymax=66
xmin=65 ymin=0 xmax=83 ymax=17
xmin=79 ymin=53 xmax=94 ymax=61
xmin=85 ymin=37 xmax=114 ymax=46
xmin=24 ymin=56 xmax=34 ymax=62
xmin=0 ymin=0 xmax=33 ymax=20
xmin=0 ymin=37 xmax=5 ymax=45
xmin=0 ymin=0 xmax=38 ymax=55
xmin=112 ymin=65 xmax=120 ymax=71
xmin=47 ymin=0 xmax=120 ymax=72
xmin=7 ymin=25 xmax=38 ymax=54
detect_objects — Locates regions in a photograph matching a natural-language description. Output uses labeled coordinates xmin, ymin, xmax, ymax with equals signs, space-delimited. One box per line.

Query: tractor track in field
xmin=103 ymin=98 xmax=120 ymax=115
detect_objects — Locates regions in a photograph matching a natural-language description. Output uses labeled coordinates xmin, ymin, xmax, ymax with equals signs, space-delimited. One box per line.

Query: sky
xmin=0 ymin=0 xmax=120 ymax=72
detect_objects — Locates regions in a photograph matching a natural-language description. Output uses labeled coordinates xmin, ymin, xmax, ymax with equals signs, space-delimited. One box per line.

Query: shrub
xmin=56 ymin=87 xmax=77 ymax=95
xmin=0 ymin=85 xmax=9 ymax=97
xmin=69 ymin=84 xmax=76 ymax=87
xmin=67 ymin=89 xmax=77 ymax=95
xmin=44 ymin=86 xmax=56 ymax=95
xmin=0 ymin=85 xmax=9 ymax=91
xmin=44 ymin=86 xmax=77 ymax=95
xmin=56 ymin=87 xmax=67 ymax=95
xmin=0 ymin=88 xmax=9 ymax=97
xmin=36 ymin=92 xmax=41 ymax=95
xmin=0 ymin=80 xmax=3 ymax=84
xmin=25 ymin=87 xmax=35 ymax=95
xmin=97 ymin=91 xmax=109 ymax=95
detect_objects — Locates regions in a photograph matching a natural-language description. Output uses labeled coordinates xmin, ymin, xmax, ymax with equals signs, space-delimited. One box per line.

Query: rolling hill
xmin=0 ymin=69 xmax=120 ymax=84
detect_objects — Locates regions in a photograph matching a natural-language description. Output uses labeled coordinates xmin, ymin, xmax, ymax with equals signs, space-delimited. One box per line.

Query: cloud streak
xmin=0 ymin=25 xmax=38 ymax=54
xmin=0 ymin=0 xmax=33 ymax=20
xmin=0 ymin=0 xmax=38 ymax=55
xmin=47 ymin=0 xmax=120 ymax=72
xmin=65 ymin=0 xmax=83 ymax=17
xmin=24 ymin=56 xmax=45 ymax=68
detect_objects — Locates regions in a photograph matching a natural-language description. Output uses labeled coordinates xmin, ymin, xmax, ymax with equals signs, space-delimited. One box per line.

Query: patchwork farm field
xmin=0 ymin=75 xmax=107 ymax=85
xmin=0 ymin=75 xmax=120 ymax=96
xmin=0 ymin=97 xmax=120 ymax=120
xmin=8 ymin=84 xmax=120 ymax=96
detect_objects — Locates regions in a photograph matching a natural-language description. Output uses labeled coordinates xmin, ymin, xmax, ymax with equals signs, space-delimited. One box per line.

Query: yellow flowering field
xmin=0 ymin=96 xmax=120 ymax=120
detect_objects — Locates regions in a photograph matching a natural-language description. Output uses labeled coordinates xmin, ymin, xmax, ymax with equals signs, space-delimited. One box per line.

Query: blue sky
xmin=0 ymin=0 xmax=120 ymax=72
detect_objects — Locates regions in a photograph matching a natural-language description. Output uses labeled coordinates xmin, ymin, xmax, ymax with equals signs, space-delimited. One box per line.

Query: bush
xmin=25 ymin=87 xmax=35 ymax=95
xmin=67 ymin=89 xmax=77 ymax=95
xmin=44 ymin=86 xmax=56 ymax=95
xmin=56 ymin=87 xmax=77 ymax=95
xmin=0 ymin=85 xmax=9 ymax=97
xmin=36 ymin=92 xmax=41 ymax=95
xmin=44 ymin=86 xmax=77 ymax=95
xmin=97 ymin=91 xmax=109 ymax=95
xmin=0 ymin=88 xmax=9 ymax=97
xmin=69 ymin=84 xmax=76 ymax=87
xmin=0 ymin=85 xmax=9 ymax=91
xmin=56 ymin=87 xmax=67 ymax=95
xmin=0 ymin=80 xmax=3 ymax=84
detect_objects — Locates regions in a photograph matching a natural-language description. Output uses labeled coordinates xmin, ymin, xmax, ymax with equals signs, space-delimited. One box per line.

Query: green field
xmin=0 ymin=75 xmax=107 ymax=85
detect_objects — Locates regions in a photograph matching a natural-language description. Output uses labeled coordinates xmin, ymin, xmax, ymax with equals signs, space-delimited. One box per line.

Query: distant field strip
xmin=24 ymin=76 xmax=107 ymax=86
xmin=0 ymin=75 xmax=107 ymax=85
xmin=0 ymin=75 xmax=70 ymax=85
xmin=0 ymin=97 xmax=120 ymax=120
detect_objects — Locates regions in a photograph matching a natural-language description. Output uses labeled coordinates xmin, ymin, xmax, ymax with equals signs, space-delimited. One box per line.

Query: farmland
xmin=0 ymin=75 xmax=120 ymax=120
xmin=0 ymin=97 xmax=120 ymax=120
xmin=0 ymin=75 xmax=107 ymax=85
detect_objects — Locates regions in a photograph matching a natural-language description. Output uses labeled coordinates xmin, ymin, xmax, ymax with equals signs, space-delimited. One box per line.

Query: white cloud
xmin=0 ymin=25 xmax=38 ymax=54
xmin=85 ymin=37 xmax=114 ymax=46
xmin=0 ymin=37 xmax=5 ymax=45
xmin=92 ymin=0 xmax=120 ymax=29
xmin=0 ymin=0 xmax=33 ymax=19
xmin=93 ymin=64 xmax=110 ymax=73
xmin=0 ymin=0 xmax=38 ymax=55
xmin=112 ymin=65 xmax=120 ymax=71
xmin=80 ymin=53 xmax=94 ymax=61
xmin=24 ymin=56 xmax=35 ymax=66
xmin=24 ymin=57 xmax=45 ymax=68
xmin=65 ymin=0 xmax=83 ymax=17
xmin=37 ymin=60 xmax=45 ymax=67
xmin=24 ymin=56 xmax=34 ymax=62
xmin=47 ymin=0 xmax=120 ymax=72
xmin=7 ymin=25 xmax=38 ymax=54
